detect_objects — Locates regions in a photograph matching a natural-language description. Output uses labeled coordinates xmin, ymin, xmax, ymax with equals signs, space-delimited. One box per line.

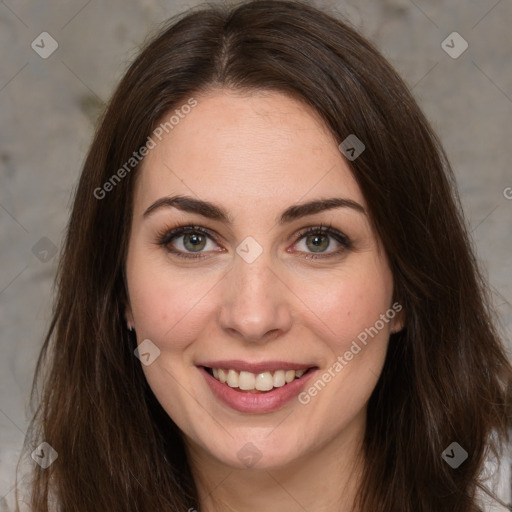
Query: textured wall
xmin=0 ymin=0 xmax=511 ymax=510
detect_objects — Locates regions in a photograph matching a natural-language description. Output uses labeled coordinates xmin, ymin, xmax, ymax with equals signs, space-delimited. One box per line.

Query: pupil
xmin=308 ymin=234 xmax=328 ymax=252
xmin=185 ymin=233 xmax=205 ymax=251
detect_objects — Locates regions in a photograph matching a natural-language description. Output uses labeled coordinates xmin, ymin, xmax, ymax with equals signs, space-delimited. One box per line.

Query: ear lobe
xmin=125 ymin=304 xmax=134 ymax=330
xmin=390 ymin=306 xmax=405 ymax=334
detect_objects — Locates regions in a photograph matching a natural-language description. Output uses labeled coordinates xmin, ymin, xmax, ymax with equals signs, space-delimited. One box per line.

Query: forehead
xmin=134 ymin=89 xmax=365 ymax=217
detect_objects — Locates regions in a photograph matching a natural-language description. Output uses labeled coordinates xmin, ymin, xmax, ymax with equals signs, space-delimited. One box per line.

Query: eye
xmin=156 ymin=225 xmax=221 ymax=259
xmin=156 ymin=223 xmax=352 ymax=261
xmin=291 ymin=223 xmax=352 ymax=260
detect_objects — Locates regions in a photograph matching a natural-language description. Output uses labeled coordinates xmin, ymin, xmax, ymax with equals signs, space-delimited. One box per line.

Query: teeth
xmin=209 ymin=367 xmax=308 ymax=391
xmin=273 ymin=370 xmax=286 ymax=388
xmin=239 ymin=371 xmax=256 ymax=390
xmin=285 ymin=370 xmax=296 ymax=383
xmin=255 ymin=372 xmax=273 ymax=391
xmin=226 ymin=369 xmax=238 ymax=388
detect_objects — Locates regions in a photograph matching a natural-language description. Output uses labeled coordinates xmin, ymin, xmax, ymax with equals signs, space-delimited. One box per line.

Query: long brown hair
xmin=16 ymin=0 xmax=511 ymax=510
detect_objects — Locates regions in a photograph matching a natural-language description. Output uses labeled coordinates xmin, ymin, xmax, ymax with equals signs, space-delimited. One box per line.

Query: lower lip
xmin=198 ymin=366 xmax=318 ymax=413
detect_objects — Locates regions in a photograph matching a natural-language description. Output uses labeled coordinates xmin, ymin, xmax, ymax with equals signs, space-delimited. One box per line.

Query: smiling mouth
xmin=203 ymin=366 xmax=316 ymax=393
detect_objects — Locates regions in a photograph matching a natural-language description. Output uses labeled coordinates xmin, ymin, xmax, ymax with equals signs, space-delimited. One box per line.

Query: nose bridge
xmin=218 ymin=240 xmax=292 ymax=342
xmin=235 ymin=246 xmax=272 ymax=300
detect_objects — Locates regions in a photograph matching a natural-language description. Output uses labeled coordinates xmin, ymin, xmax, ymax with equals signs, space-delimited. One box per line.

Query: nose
xmin=218 ymin=248 xmax=293 ymax=344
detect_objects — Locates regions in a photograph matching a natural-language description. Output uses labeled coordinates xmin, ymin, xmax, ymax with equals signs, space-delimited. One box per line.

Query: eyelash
xmin=155 ymin=223 xmax=352 ymax=261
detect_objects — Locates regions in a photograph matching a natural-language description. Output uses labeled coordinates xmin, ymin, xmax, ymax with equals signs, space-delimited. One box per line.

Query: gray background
xmin=0 ymin=0 xmax=511 ymax=510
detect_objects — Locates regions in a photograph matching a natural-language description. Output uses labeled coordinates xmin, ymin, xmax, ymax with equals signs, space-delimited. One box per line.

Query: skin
xmin=124 ymin=89 xmax=404 ymax=512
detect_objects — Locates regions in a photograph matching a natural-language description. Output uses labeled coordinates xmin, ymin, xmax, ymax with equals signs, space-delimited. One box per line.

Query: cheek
xmin=294 ymin=265 xmax=394 ymax=426
xmin=301 ymin=266 xmax=394 ymax=346
xmin=126 ymin=253 xmax=220 ymax=351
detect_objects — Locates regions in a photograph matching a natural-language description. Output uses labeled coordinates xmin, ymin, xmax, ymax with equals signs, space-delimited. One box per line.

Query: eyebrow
xmin=142 ymin=194 xmax=366 ymax=224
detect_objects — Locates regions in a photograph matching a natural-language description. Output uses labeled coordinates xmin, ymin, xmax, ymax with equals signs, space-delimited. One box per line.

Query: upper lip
xmin=198 ymin=360 xmax=317 ymax=374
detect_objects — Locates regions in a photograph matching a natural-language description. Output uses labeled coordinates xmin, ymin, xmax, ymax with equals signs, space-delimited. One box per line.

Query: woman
xmin=16 ymin=0 xmax=511 ymax=510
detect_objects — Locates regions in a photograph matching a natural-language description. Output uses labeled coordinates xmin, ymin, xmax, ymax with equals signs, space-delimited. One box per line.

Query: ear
xmin=389 ymin=302 xmax=405 ymax=334
xmin=125 ymin=302 xmax=134 ymax=330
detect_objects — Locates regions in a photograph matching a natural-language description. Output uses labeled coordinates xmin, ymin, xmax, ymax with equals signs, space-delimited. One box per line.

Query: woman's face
xmin=124 ymin=89 xmax=402 ymax=470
